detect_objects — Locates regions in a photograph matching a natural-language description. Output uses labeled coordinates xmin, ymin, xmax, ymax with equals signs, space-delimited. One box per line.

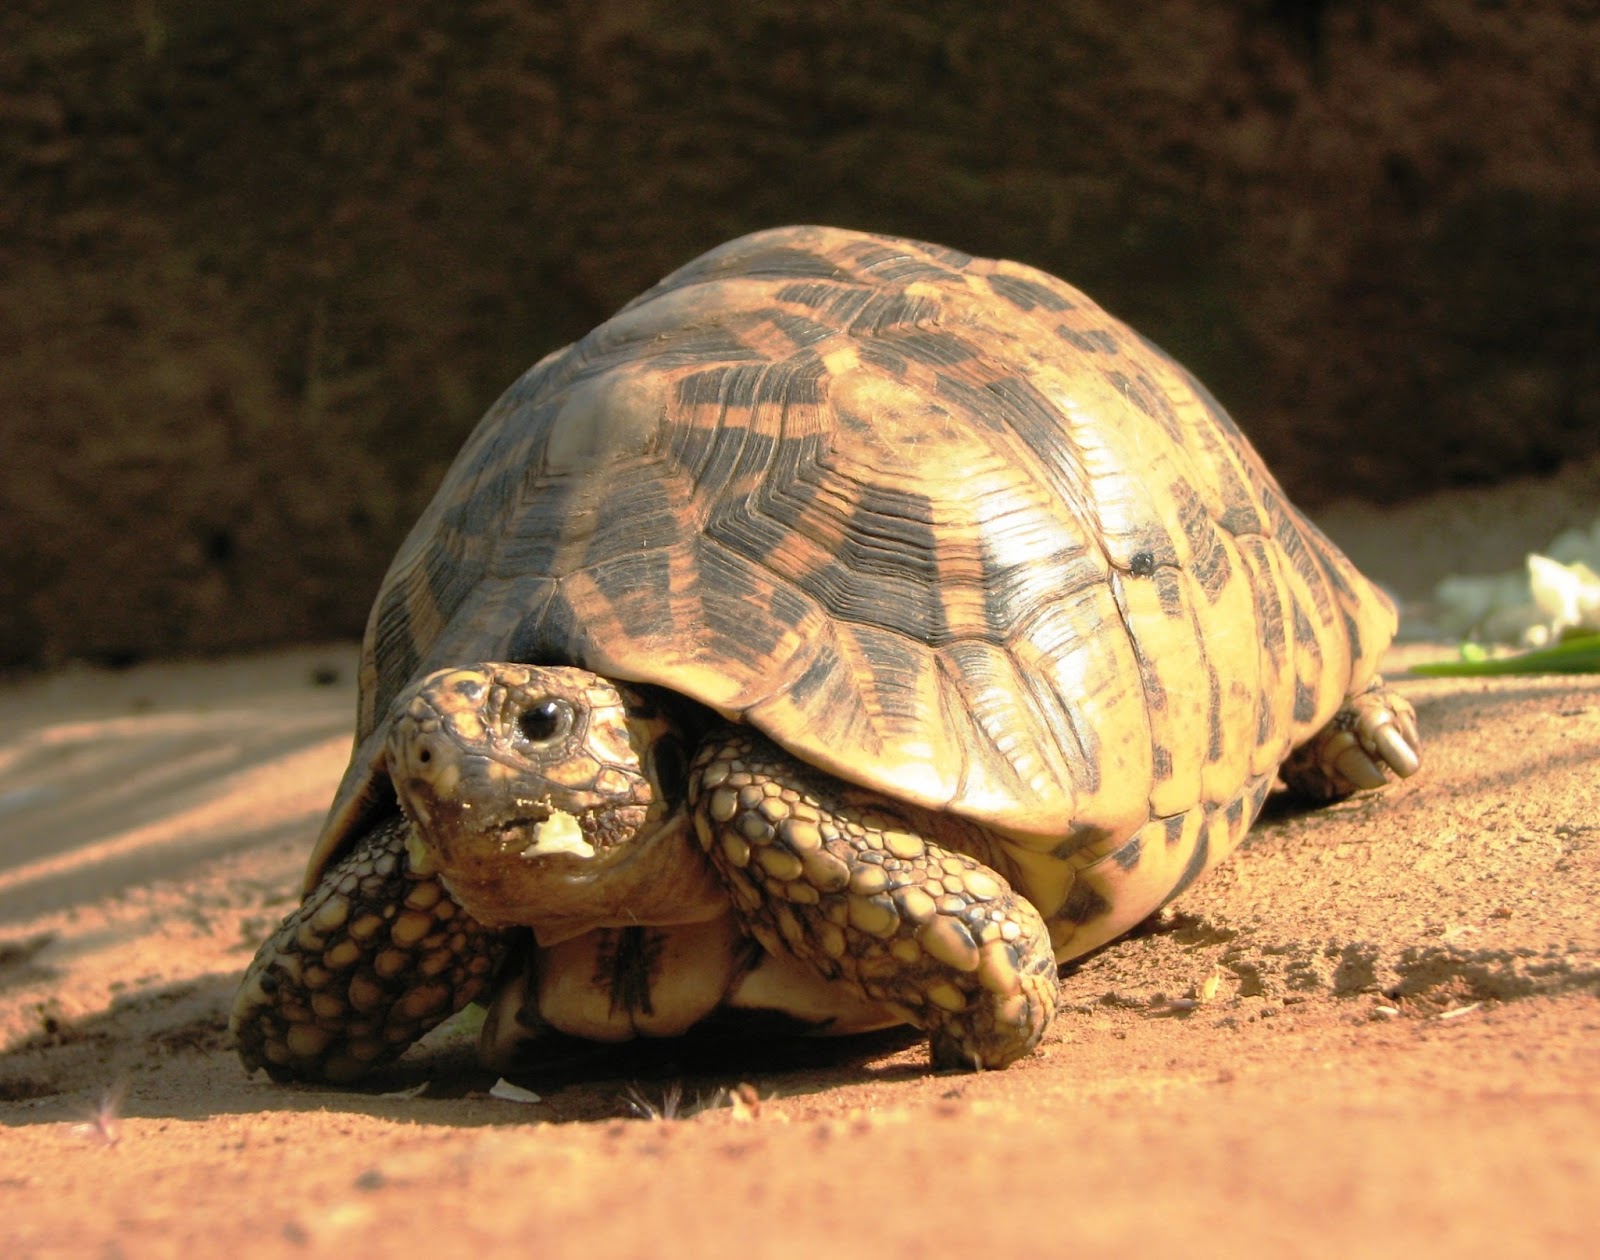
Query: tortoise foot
xmin=691 ymin=732 xmax=1058 ymax=1070
xmin=230 ymin=815 xmax=505 ymax=1083
xmin=1280 ymin=676 xmax=1422 ymax=803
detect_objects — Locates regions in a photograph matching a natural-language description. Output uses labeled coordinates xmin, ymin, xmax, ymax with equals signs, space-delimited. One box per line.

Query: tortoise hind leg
xmin=690 ymin=730 xmax=1058 ymax=1070
xmin=1280 ymin=676 xmax=1421 ymax=803
xmin=230 ymin=815 xmax=506 ymax=1083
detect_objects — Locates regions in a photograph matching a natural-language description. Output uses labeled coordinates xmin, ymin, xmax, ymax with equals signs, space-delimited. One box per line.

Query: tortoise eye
xmin=516 ymin=698 xmax=573 ymax=745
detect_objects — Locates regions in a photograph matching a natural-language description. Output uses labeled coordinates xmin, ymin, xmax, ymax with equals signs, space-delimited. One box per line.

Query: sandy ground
xmin=3 ymin=484 xmax=1600 ymax=1259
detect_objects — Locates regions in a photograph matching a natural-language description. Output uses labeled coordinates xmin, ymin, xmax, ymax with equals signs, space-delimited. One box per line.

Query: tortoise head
xmin=384 ymin=663 xmax=725 ymax=941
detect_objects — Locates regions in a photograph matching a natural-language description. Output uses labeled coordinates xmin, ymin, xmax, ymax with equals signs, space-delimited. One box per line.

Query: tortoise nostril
xmin=418 ymin=747 xmax=432 ymax=765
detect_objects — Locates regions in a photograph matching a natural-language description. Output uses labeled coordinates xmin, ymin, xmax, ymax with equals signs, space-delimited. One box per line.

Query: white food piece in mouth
xmin=519 ymin=808 xmax=596 ymax=860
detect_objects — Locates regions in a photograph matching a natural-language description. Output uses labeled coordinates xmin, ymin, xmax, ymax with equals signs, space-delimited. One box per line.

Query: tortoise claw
xmin=1280 ymin=677 xmax=1421 ymax=803
xmin=1371 ymin=718 xmax=1422 ymax=780
xmin=1333 ymin=742 xmax=1389 ymax=792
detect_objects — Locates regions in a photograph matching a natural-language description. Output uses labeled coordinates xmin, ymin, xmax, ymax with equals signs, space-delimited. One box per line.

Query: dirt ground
xmin=3 ymin=487 xmax=1599 ymax=1258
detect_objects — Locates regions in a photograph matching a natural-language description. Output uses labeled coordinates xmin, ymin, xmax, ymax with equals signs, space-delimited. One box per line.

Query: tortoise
xmin=231 ymin=225 xmax=1420 ymax=1084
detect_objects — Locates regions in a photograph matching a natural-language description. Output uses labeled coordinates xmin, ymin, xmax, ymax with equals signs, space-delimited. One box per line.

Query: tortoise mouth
xmin=493 ymin=805 xmax=611 ymax=863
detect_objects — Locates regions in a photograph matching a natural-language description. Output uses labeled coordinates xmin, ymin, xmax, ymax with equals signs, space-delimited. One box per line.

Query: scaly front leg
xmin=230 ymin=815 xmax=506 ymax=1083
xmin=690 ymin=731 xmax=1058 ymax=1069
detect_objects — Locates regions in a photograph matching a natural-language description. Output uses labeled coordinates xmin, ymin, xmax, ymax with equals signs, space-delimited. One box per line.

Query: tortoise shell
xmin=311 ymin=225 xmax=1395 ymax=957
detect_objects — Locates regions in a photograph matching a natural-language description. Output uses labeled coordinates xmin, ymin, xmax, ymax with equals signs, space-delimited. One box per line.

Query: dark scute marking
xmin=495 ymin=505 xmax=573 ymax=587
xmin=740 ymin=455 xmax=952 ymax=641
xmin=1259 ymin=598 xmax=1287 ymax=656
xmin=817 ymin=286 xmax=877 ymax=326
xmin=850 ymin=247 xmax=960 ymax=284
xmin=932 ymin=373 xmax=1009 ymax=436
xmin=1291 ymin=602 xmax=1320 ymax=654
xmin=1216 ymin=489 xmax=1269 ymax=541
xmin=503 ymin=586 xmax=559 ymax=663
xmin=695 ymin=546 xmax=794 ymax=662
xmin=1184 ymin=504 xmax=1235 ymax=604
xmin=875 ymin=329 xmax=980 ymax=368
xmin=848 ymin=484 xmax=943 ymax=578
xmin=1201 ymin=438 xmax=1275 ymax=541
xmin=1240 ymin=538 xmax=1288 ymax=660
xmin=1113 ymin=572 xmax=1168 ymax=714
xmin=764 ymin=575 xmax=818 ymax=631
xmin=783 ymin=641 xmax=843 ymax=708
xmin=585 ymin=545 xmax=675 ymax=614
xmin=1056 ymin=325 xmax=1119 ymax=353
xmin=769 ymin=311 xmax=836 ymax=348
xmin=1292 ymin=678 xmax=1319 ymax=723
xmin=988 ymin=273 xmax=1075 ymax=313
xmin=802 ymin=551 xmax=950 ymax=644
xmin=776 ymin=280 xmax=843 ymax=310
xmin=1129 ymin=550 xmax=1156 ymax=578
xmin=1275 ymin=501 xmax=1340 ymax=623
xmin=696 ymin=427 xmax=777 ymax=506
xmin=1103 ymin=369 xmax=1157 ymax=421
xmin=1311 ymin=525 xmax=1365 ymax=610
xmin=852 ymin=630 xmax=931 ymax=720
xmin=1256 ymin=702 xmax=1274 ymax=747
xmin=369 ymin=586 xmax=422 ymax=721
xmin=441 ymin=463 xmax=522 ymax=540
xmin=1140 ymin=663 xmax=1167 ymax=713
xmin=597 ymin=926 xmax=663 ymax=1018
xmin=700 ymin=356 xmax=829 ymax=409
xmin=1161 ymin=818 xmax=1212 ymax=905
xmin=854 ymin=341 xmax=909 ymax=378
xmin=770 ymin=353 xmax=827 ymax=406
xmin=722 ymin=364 xmax=766 ymax=409
xmin=1340 ymin=606 xmax=1365 ymax=666
xmin=1206 ymin=670 xmax=1225 ymax=762
xmin=976 ymin=531 xmax=1103 ymax=640
xmin=638 ymin=239 xmax=833 ymax=294
xmin=519 ymin=590 xmax=586 ymax=669
xmin=613 ymin=326 xmax=760 ymax=374
xmin=1050 ymin=822 xmax=1112 ymax=861
xmin=1055 ymin=879 xmax=1112 ymax=926
xmin=1151 ymin=744 xmax=1173 ymax=779
xmin=732 ymin=247 xmax=845 ymax=279
xmin=422 ymin=543 xmax=487 ymax=637
xmin=1155 ymin=567 xmax=1187 ymax=619
xmin=674 ymin=362 xmax=775 ymax=411
xmin=1248 ymin=774 xmax=1274 ymax=822
xmin=579 ymin=468 xmax=681 ymax=568
xmin=1224 ymin=795 xmax=1246 ymax=831
xmin=1161 ymin=814 xmax=1186 ymax=847
xmin=1142 ymin=398 xmax=1261 ymax=538
xmin=1202 ymin=437 xmax=1273 ymax=541
xmin=676 ymin=366 xmax=734 ymax=407
xmin=899 ymin=237 xmax=974 ymax=270
xmin=979 ymin=538 xmax=1020 ymax=638
xmin=1110 ymin=834 xmax=1143 ymax=872
xmin=851 ymin=243 xmax=917 ymax=271
xmin=848 ymin=291 xmax=940 ymax=335
xmin=982 ymin=375 xmax=1075 ymax=455
xmin=668 ymin=406 xmax=720 ymax=483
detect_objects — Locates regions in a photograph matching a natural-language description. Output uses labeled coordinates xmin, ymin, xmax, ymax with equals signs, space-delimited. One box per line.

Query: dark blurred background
xmin=3 ymin=0 xmax=1597 ymax=669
